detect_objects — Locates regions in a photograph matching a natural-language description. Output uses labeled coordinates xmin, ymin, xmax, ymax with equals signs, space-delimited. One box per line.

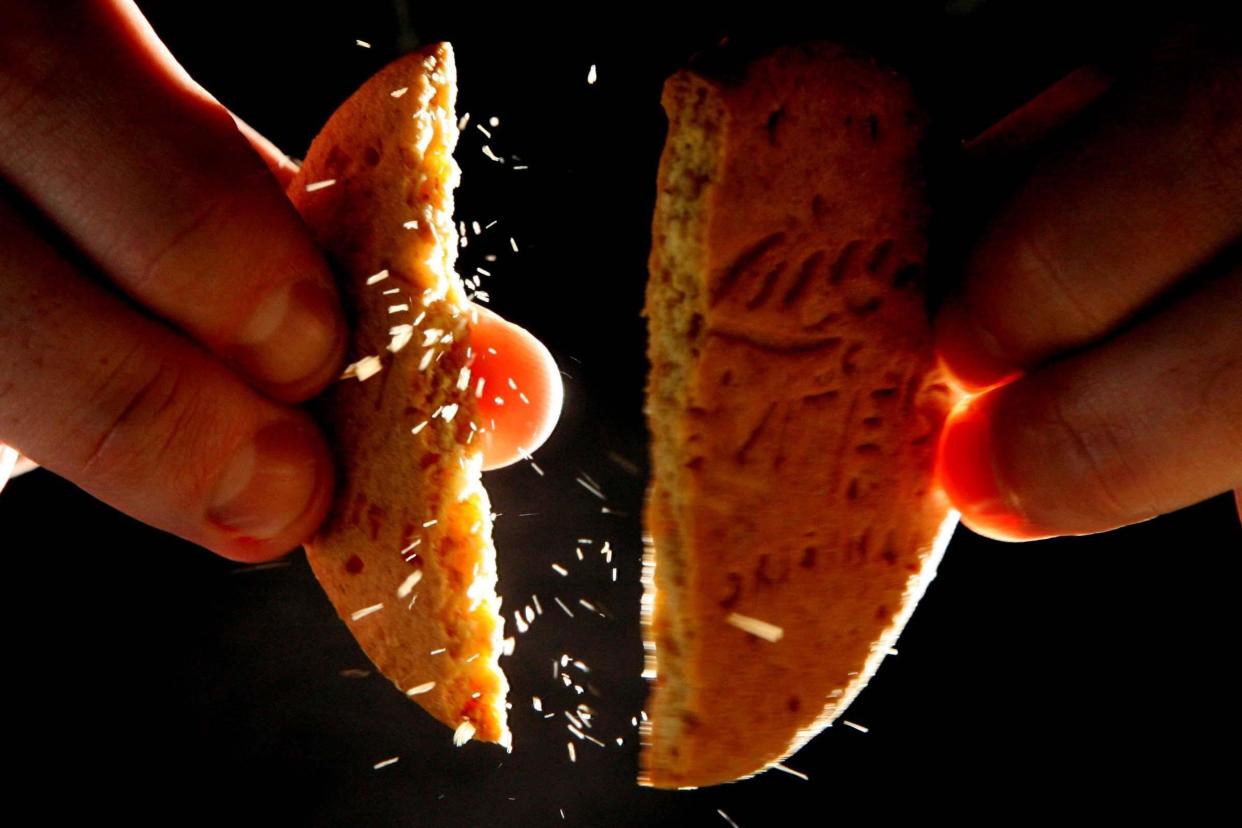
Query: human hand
xmin=0 ymin=1 xmax=560 ymax=560
xmin=935 ymin=24 xmax=1242 ymax=540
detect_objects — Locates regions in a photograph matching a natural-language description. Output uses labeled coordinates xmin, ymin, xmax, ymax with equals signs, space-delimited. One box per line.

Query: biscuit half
xmin=642 ymin=42 xmax=959 ymax=787
xmin=290 ymin=44 xmax=508 ymax=747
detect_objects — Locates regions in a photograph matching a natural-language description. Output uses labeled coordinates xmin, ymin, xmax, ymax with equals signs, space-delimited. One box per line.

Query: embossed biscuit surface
xmin=642 ymin=42 xmax=959 ymax=787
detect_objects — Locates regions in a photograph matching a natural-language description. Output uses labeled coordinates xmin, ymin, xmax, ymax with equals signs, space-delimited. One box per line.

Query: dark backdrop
xmin=5 ymin=1 xmax=1239 ymax=824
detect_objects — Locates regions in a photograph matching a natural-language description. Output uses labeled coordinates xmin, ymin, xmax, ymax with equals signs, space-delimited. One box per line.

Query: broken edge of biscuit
xmin=289 ymin=44 xmax=509 ymax=748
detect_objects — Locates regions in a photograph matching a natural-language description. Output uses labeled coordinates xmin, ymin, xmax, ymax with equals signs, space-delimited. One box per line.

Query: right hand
xmin=934 ymin=23 xmax=1242 ymax=540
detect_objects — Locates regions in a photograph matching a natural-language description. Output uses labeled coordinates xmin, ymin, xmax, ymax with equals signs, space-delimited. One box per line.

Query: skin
xmin=0 ymin=0 xmax=561 ymax=562
xmin=935 ymin=24 xmax=1242 ymax=539
xmin=0 ymin=5 xmax=1236 ymax=557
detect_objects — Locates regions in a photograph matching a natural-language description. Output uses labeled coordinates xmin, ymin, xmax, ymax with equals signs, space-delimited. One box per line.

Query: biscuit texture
xmin=642 ymin=42 xmax=958 ymax=787
xmin=290 ymin=44 xmax=508 ymax=747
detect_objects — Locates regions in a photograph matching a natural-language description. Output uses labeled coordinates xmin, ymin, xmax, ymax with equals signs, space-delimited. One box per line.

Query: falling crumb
xmin=355 ymin=39 xmax=371 ymax=48
xmin=551 ymin=563 xmax=569 ymax=577
xmin=411 ymin=421 xmax=428 ymax=435
xmin=566 ymin=742 xmax=576 ymax=763
xmin=388 ymin=303 xmax=410 ymax=314
xmin=575 ymin=547 xmax=584 ymax=561
xmin=422 ymin=519 xmax=438 ymax=528
xmin=509 ymin=237 xmax=519 ymax=252
xmin=717 ymin=810 xmax=740 ymax=828
xmin=493 ymin=396 xmax=505 ymax=406
xmin=519 ymin=392 xmax=530 ymax=404
xmin=441 ymin=403 xmax=459 ymax=421
xmin=886 ymin=648 xmax=899 ymax=657
xmin=488 ymin=116 xmax=499 ymax=127
xmin=388 ymin=327 xmax=414 ymax=354
xmin=587 ymin=64 xmax=598 ymax=84
xmin=575 ymin=476 xmax=606 ymax=500
xmin=305 ymin=178 xmax=336 ymax=192
xmin=350 ymin=603 xmax=384 ymax=621
xmin=481 ymin=145 xmax=503 ymax=163
xmin=372 ymin=756 xmax=399 ymax=770
xmin=842 ymin=720 xmax=870 ymax=733
xmin=532 ymin=696 xmax=543 ymax=712
xmin=453 ymin=721 xmax=477 ymax=746
xmin=771 ymin=763 xmax=809 ymax=781
xmin=339 ymin=668 xmax=370 ymax=679
xmin=513 ymin=611 xmax=529 ymax=635
xmin=406 ymin=681 xmax=436 ymax=696
xmin=458 ymin=112 xmax=470 ymax=130
xmin=230 ymin=561 xmax=292 ymax=575
xmin=532 ymin=595 xmax=543 ymax=615
xmin=554 ymin=597 xmax=575 ymax=618
xmin=726 ymin=612 xmax=784 ymax=642
xmin=430 ymin=648 xmax=447 ymax=655
xmin=577 ymin=599 xmax=597 ymax=613
xmin=524 ymin=605 xmax=535 ymax=624
xmin=396 ymin=570 xmax=423 ymax=599
xmin=403 ymin=220 xmax=419 ymax=229
xmin=502 ymin=637 xmax=516 ymax=656
xmin=390 ymin=87 xmax=408 ymax=98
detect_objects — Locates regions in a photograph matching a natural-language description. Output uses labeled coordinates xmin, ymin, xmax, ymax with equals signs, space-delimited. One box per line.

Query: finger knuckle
xmin=1008 ymin=230 xmax=1108 ymax=342
xmin=1037 ymin=385 xmax=1147 ymax=523
xmin=131 ymin=184 xmax=234 ymax=298
xmin=78 ymin=347 xmax=201 ymax=494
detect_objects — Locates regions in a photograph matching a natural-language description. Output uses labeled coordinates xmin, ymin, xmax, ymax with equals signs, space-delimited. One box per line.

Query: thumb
xmin=467 ymin=307 xmax=563 ymax=470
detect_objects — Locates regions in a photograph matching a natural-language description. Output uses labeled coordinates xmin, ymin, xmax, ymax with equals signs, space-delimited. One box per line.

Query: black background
xmin=4 ymin=1 xmax=1239 ymax=824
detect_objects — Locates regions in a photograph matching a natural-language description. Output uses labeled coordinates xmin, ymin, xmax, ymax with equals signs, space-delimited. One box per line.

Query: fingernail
xmin=208 ymin=419 xmax=323 ymax=540
xmin=937 ymin=392 xmax=1036 ymax=541
xmin=233 ymin=280 xmax=343 ymax=387
xmin=934 ymin=302 xmax=1023 ymax=392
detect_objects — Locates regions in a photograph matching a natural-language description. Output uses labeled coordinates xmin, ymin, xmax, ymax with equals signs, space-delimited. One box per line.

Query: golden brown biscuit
xmin=289 ymin=44 xmax=508 ymax=747
xmin=642 ymin=42 xmax=959 ymax=787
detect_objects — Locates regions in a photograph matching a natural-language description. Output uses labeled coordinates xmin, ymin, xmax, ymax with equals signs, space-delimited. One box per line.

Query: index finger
xmin=0 ymin=1 xmax=344 ymax=402
xmin=937 ymin=31 xmax=1242 ymax=391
